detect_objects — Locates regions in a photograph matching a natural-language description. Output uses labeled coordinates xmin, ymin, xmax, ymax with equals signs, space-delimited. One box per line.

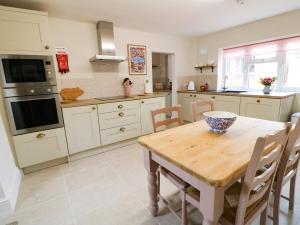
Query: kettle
xmin=187 ymin=81 xmax=196 ymax=91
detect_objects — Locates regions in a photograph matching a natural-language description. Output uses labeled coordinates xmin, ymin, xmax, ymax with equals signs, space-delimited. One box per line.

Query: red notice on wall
xmin=56 ymin=47 xmax=70 ymax=74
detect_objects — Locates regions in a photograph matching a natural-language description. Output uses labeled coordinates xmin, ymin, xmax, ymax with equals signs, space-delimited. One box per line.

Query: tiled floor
xmin=1 ymin=143 xmax=300 ymax=225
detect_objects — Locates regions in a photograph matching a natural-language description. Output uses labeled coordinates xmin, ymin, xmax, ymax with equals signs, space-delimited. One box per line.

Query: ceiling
xmin=1 ymin=0 xmax=300 ymax=37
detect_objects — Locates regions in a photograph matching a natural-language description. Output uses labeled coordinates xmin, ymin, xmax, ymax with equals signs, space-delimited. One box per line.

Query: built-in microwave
xmin=0 ymin=54 xmax=56 ymax=88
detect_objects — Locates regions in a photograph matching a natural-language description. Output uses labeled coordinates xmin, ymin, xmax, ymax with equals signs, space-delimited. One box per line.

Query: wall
xmin=195 ymin=9 xmax=300 ymax=112
xmin=49 ymin=17 xmax=195 ymax=103
xmin=0 ymin=112 xmax=21 ymax=218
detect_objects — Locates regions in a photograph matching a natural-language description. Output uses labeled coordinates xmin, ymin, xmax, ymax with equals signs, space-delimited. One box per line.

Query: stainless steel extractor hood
xmin=90 ymin=21 xmax=127 ymax=63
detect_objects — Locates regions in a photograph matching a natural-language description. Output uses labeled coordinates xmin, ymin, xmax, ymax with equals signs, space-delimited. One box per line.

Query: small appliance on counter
xmin=187 ymin=81 xmax=196 ymax=91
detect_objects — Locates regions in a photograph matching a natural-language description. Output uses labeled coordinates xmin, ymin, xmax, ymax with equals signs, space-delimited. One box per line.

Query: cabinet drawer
xmin=100 ymin=123 xmax=141 ymax=145
xmin=98 ymin=100 xmax=139 ymax=114
xmin=13 ymin=128 xmax=68 ymax=168
xmin=99 ymin=108 xmax=140 ymax=130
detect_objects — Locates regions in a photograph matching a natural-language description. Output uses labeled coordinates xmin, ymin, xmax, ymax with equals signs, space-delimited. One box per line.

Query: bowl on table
xmin=203 ymin=111 xmax=237 ymax=133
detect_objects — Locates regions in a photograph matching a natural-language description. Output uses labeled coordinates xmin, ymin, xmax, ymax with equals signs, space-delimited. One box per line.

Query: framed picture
xmin=127 ymin=44 xmax=147 ymax=75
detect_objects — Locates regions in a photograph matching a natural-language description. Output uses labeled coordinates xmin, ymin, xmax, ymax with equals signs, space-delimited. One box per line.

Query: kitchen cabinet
xmin=0 ymin=6 xmax=51 ymax=54
xmin=240 ymin=96 xmax=294 ymax=122
xmin=208 ymin=95 xmax=241 ymax=115
xmin=98 ymin=100 xmax=141 ymax=145
xmin=63 ymin=105 xmax=101 ymax=154
xmin=178 ymin=93 xmax=198 ymax=122
xmin=101 ymin=123 xmax=141 ymax=145
xmin=140 ymin=97 xmax=166 ymax=135
xmin=13 ymin=128 xmax=68 ymax=168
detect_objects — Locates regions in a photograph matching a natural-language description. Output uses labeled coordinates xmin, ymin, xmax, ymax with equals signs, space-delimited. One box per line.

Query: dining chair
xmin=183 ymin=125 xmax=290 ymax=225
xmin=271 ymin=120 xmax=300 ymax=225
xmin=151 ymin=105 xmax=188 ymax=224
xmin=191 ymin=100 xmax=214 ymax=122
xmin=151 ymin=105 xmax=184 ymax=132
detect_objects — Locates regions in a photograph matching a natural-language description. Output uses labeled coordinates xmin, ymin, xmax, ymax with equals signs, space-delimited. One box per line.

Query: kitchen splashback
xmin=177 ymin=74 xmax=217 ymax=91
xmin=57 ymin=75 xmax=147 ymax=100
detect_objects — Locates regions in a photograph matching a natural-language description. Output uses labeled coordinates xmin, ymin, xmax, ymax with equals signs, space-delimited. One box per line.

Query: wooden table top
xmin=138 ymin=116 xmax=284 ymax=187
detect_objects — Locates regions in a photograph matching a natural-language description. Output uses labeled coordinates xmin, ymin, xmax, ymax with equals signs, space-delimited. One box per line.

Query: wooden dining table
xmin=138 ymin=116 xmax=284 ymax=225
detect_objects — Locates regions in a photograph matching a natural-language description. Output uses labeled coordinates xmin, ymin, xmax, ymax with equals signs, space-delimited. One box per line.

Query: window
xmin=222 ymin=36 xmax=300 ymax=90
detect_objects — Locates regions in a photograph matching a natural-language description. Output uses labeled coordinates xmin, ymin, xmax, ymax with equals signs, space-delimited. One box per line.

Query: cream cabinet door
xmin=0 ymin=6 xmax=50 ymax=54
xmin=13 ymin=128 xmax=68 ymax=168
xmin=63 ymin=105 xmax=101 ymax=154
xmin=240 ymin=97 xmax=281 ymax=121
xmin=178 ymin=93 xmax=197 ymax=122
xmin=140 ymin=97 xmax=166 ymax=135
xmin=208 ymin=95 xmax=241 ymax=115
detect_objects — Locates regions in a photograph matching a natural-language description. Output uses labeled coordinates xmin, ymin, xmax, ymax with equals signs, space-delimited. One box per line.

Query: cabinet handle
xmin=120 ymin=127 xmax=126 ymax=132
xmin=141 ymin=101 xmax=144 ymax=104
xmin=92 ymin=106 xmax=96 ymax=110
xmin=118 ymin=112 xmax=124 ymax=117
xmin=190 ymin=94 xmax=192 ymax=97
xmin=257 ymin=99 xmax=261 ymax=103
xmin=118 ymin=104 xmax=123 ymax=109
xmin=45 ymin=45 xmax=50 ymax=50
xmin=36 ymin=133 xmax=45 ymax=139
xmin=212 ymin=96 xmax=215 ymax=99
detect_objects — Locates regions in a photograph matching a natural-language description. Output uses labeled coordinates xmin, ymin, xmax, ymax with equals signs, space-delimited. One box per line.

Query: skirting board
xmin=69 ymin=138 xmax=138 ymax=161
xmin=0 ymin=168 xmax=22 ymax=218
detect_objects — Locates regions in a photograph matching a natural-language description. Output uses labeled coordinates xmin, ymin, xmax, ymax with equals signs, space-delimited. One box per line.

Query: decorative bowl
xmin=60 ymin=87 xmax=84 ymax=102
xmin=203 ymin=111 xmax=237 ymax=133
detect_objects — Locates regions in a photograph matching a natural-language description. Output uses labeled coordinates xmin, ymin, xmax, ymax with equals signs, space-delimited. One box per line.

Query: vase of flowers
xmin=259 ymin=77 xmax=276 ymax=94
xmin=123 ymin=78 xmax=133 ymax=97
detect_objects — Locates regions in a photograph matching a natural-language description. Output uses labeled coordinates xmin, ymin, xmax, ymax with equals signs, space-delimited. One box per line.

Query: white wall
xmin=195 ymin=9 xmax=300 ymax=112
xmin=49 ymin=17 xmax=195 ymax=104
xmin=0 ymin=114 xmax=21 ymax=218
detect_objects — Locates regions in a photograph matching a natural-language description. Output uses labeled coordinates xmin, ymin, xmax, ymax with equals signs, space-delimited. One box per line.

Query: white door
xmin=140 ymin=97 xmax=166 ymax=135
xmin=240 ymin=97 xmax=281 ymax=121
xmin=0 ymin=7 xmax=50 ymax=54
xmin=63 ymin=105 xmax=101 ymax=154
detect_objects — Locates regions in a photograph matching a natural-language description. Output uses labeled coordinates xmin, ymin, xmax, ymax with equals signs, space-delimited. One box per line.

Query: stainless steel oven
xmin=3 ymin=86 xmax=64 ymax=135
xmin=0 ymin=54 xmax=56 ymax=88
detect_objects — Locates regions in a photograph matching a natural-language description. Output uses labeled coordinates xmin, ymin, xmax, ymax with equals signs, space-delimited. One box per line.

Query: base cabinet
xmin=240 ymin=97 xmax=281 ymax=121
xmin=210 ymin=95 xmax=241 ymax=115
xmin=140 ymin=97 xmax=166 ymax=135
xmin=13 ymin=128 xmax=68 ymax=168
xmin=178 ymin=93 xmax=198 ymax=122
xmin=63 ymin=105 xmax=101 ymax=154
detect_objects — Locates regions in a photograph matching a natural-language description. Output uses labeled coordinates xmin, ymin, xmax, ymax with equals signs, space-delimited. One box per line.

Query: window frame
xmin=221 ymin=37 xmax=300 ymax=91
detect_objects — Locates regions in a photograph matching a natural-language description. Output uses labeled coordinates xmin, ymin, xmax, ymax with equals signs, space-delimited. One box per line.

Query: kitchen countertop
xmin=177 ymin=90 xmax=296 ymax=99
xmin=60 ymin=92 xmax=168 ymax=108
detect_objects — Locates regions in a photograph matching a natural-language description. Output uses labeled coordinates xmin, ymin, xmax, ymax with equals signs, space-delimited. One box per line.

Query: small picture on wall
xmin=127 ymin=44 xmax=147 ymax=75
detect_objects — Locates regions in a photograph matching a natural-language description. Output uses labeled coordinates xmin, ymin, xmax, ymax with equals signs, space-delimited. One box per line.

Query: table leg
xmin=143 ymin=149 xmax=159 ymax=216
xmin=200 ymin=186 xmax=225 ymax=225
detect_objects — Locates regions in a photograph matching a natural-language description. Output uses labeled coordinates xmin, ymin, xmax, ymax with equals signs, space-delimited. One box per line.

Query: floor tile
xmin=2 ymin=143 xmax=300 ymax=225
xmin=0 ymin=197 xmax=73 ymax=225
xmin=16 ymin=176 xmax=67 ymax=210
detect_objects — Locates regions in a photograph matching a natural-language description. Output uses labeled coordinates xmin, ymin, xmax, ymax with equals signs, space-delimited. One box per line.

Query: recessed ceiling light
xmin=237 ymin=0 xmax=248 ymax=5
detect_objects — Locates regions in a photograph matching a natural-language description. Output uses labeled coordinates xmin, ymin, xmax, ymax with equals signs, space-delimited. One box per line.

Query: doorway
xmin=152 ymin=52 xmax=174 ymax=110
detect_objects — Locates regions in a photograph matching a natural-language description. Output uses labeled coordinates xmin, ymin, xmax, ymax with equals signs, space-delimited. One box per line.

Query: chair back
xmin=275 ymin=120 xmax=300 ymax=189
xmin=191 ymin=100 xmax=214 ymax=122
xmin=151 ymin=106 xmax=184 ymax=133
xmin=235 ymin=125 xmax=290 ymax=225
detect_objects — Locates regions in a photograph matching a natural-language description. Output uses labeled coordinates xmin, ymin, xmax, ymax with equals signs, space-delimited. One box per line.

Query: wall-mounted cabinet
xmin=0 ymin=6 xmax=51 ymax=55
